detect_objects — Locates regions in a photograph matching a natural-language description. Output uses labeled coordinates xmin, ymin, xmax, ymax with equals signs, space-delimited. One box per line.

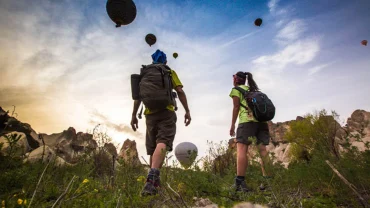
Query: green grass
xmin=0 ymin=144 xmax=369 ymax=208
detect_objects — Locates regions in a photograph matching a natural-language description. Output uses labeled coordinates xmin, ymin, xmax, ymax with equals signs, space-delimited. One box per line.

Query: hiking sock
xmin=235 ymin=176 xmax=245 ymax=185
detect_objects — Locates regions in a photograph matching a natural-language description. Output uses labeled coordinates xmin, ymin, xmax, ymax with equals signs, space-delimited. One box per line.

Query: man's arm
xmin=230 ymin=96 xmax=240 ymax=136
xmin=175 ymin=86 xmax=191 ymax=126
xmin=130 ymin=100 xmax=142 ymax=131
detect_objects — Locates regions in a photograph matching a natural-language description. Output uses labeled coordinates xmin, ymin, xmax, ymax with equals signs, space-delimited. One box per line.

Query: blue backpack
xmin=234 ymin=87 xmax=275 ymax=122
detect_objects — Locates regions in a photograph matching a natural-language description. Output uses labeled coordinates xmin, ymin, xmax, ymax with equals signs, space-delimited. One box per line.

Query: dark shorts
xmin=145 ymin=110 xmax=177 ymax=155
xmin=236 ymin=122 xmax=270 ymax=146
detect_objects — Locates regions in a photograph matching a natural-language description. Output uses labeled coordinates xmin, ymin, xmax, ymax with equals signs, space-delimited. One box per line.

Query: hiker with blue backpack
xmin=130 ymin=50 xmax=191 ymax=196
xmin=229 ymin=71 xmax=275 ymax=192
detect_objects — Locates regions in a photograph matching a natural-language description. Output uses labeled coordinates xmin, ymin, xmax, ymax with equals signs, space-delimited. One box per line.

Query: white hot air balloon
xmin=175 ymin=142 xmax=198 ymax=169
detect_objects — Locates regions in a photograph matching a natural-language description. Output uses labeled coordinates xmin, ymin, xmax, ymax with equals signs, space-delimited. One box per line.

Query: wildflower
xmin=13 ymin=194 xmax=17 ymax=197
xmin=82 ymin=179 xmax=89 ymax=184
xmin=94 ymin=189 xmax=98 ymax=193
xmin=177 ymin=183 xmax=186 ymax=192
xmin=2 ymin=200 xmax=5 ymax=206
xmin=23 ymin=199 xmax=27 ymax=205
xmin=17 ymin=199 xmax=23 ymax=205
xmin=137 ymin=176 xmax=146 ymax=182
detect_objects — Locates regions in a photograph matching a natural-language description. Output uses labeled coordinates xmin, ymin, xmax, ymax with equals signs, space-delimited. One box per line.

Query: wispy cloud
xmin=276 ymin=19 xmax=306 ymax=45
xmin=252 ymin=38 xmax=320 ymax=72
xmin=268 ymin=0 xmax=280 ymax=13
xmin=220 ymin=31 xmax=258 ymax=48
xmin=308 ymin=62 xmax=333 ymax=76
xmin=89 ymin=110 xmax=143 ymax=138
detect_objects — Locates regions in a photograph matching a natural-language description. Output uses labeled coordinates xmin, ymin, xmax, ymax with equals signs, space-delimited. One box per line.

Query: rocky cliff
xmin=0 ymin=107 xmax=141 ymax=165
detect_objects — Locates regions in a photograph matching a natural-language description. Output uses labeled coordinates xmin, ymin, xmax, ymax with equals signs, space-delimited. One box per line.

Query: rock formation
xmin=118 ymin=139 xmax=141 ymax=165
xmin=0 ymin=107 xmax=141 ymax=166
xmin=219 ymin=109 xmax=370 ymax=168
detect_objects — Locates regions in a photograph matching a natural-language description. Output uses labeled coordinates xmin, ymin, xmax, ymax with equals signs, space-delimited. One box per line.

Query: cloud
xmin=89 ymin=110 xmax=143 ymax=138
xmin=220 ymin=31 xmax=258 ymax=48
xmin=268 ymin=0 xmax=280 ymax=13
xmin=308 ymin=62 xmax=333 ymax=76
xmin=276 ymin=19 xmax=306 ymax=45
xmin=252 ymin=38 xmax=320 ymax=72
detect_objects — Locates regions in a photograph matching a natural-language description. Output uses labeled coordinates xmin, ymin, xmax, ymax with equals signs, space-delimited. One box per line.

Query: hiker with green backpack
xmin=229 ymin=71 xmax=275 ymax=192
xmin=130 ymin=50 xmax=191 ymax=196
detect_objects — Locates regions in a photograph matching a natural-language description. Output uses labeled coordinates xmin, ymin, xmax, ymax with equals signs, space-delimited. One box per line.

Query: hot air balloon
xmin=173 ymin=52 xmax=178 ymax=59
xmin=145 ymin=34 xmax=157 ymax=47
xmin=106 ymin=0 xmax=137 ymax=28
xmin=175 ymin=142 xmax=198 ymax=169
xmin=254 ymin=18 xmax=263 ymax=27
xmin=361 ymin=40 xmax=368 ymax=46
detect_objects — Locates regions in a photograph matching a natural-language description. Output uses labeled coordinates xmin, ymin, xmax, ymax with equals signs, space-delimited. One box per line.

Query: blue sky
xmin=1 ymin=0 xmax=369 ymax=162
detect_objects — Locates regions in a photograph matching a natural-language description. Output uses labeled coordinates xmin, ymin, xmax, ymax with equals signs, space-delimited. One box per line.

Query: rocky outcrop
xmin=233 ymin=202 xmax=267 ymax=208
xmin=216 ymin=110 xmax=370 ymax=169
xmin=192 ymin=197 xmax=217 ymax=208
xmin=0 ymin=132 xmax=30 ymax=156
xmin=104 ymin=143 xmax=118 ymax=157
xmin=268 ymin=120 xmax=293 ymax=144
xmin=39 ymin=127 xmax=97 ymax=163
xmin=118 ymin=139 xmax=141 ymax=165
xmin=1 ymin=107 xmax=144 ymax=166
xmin=0 ymin=107 xmax=41 ymax=150
xmin=345 ymin=110 xmax=370 ymax=151
xmin=25 ymin=145 xmax=68 ymax=166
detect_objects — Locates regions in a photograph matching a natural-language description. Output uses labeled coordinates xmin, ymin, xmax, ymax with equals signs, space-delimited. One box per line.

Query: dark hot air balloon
xmin=145 ymin=34 xmax=157 ymax=47
xmin=361 ymin=40 xmax=368 ymax=46
xmin=254 ymin=18 xmax=263 ymax=27
xmin=106 ymin=0 xmax=137 ymax=28
xmin=173 ymin=52 xmax=178 ymax=59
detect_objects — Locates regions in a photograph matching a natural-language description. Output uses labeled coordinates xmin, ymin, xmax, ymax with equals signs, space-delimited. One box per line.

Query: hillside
xmin=0 ymin=106 xmax=369 ymax=207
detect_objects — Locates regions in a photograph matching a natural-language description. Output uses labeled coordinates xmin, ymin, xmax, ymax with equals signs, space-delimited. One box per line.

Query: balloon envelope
xmin=175 ymin=142 xmax=198 ymax=168
xmin=361 ymin=40 xmax=368 ymax=46
xmin=106 ymin=0 xmax=137 ymax=28
xmin=173 ymin=53 xmax=178 ymax=59
xmin=254 ymin=18 xmax=263 ymax=26
xmin=145 ymin=34 xmax=157 ymax=46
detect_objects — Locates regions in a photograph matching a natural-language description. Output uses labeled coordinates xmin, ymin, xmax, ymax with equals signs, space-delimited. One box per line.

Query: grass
xmin=0 ymin=141 xmax=369 ymax=208
xmin=1 ymin=109 xmax=370 ymax=207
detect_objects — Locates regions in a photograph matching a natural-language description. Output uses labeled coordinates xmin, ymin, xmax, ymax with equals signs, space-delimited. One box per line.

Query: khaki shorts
xmin=236 ymin=122 xmax=270 ymax=145
xmin=145 ymin=110 xmax=177 ymax=155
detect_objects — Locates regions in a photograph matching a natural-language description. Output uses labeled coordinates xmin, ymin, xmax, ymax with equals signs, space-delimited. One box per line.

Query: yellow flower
xmin=23 ymin=199 xmax=27 ymax=205
xmin=82 ymin=179 xmax=89 ymax=184
xmin=137 ymin=176 xmax=146 ymax=183
xmin=13 ymin=194 xmax=17 ymax=197
xmin=1 ymin=200 xmax=5 ymax=206
xmin=94 ymin=189 xmax=98 ymax=193
xmin=177 ymin=183 xmax=186 ymax=192
xmin=17 ymin=199 xmax=23 ymax=205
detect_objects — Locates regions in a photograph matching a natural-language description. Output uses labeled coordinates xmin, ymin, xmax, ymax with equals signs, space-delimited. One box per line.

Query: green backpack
xmin=139 ymin=64 xmax=175 ymax=110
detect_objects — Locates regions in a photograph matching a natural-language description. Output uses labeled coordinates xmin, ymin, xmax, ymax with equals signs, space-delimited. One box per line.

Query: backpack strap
xmin=233 ymin=87 xmax=248 ymax=109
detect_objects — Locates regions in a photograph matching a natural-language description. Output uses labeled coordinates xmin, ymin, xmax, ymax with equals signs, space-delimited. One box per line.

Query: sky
xmin=1 ymin=0 xmax=370 ymax=164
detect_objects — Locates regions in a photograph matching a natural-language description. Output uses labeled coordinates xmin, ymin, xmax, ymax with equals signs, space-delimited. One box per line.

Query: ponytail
xmin=244 ymin=72 xmax=259 ymax=92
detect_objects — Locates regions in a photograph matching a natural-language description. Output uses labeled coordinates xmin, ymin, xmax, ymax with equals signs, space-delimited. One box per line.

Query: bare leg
xmin=151 ymin=143 xmax=167 ymax=169
xmin=258 ymin=144 xmax=272 ymax=177
xmin=237 ymin=143 xmax=249 ymax=176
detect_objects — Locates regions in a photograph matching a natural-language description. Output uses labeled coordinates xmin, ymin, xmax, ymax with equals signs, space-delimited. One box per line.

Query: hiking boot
xmin=141 ymin=180 xmax=158 ymax=196
xmin=141 ymin=168 xmax=160 ymax=196
xmin=232 ymin=178 xmax=250 ymax=193
xmin=259 ymin=176 xmax=273 ymax=191
xmin=259 ymin=182 xmax=267 ymax=191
